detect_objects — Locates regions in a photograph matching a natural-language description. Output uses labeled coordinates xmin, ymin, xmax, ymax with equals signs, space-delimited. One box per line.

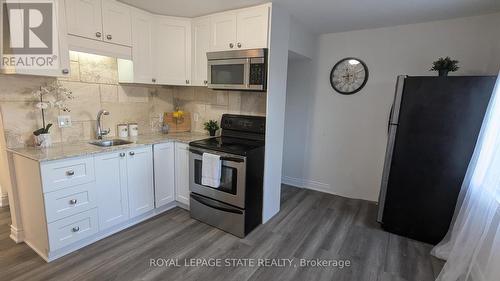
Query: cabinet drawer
xmin=48 ymin=208 xmax=99 ymax=251
xmin=44 ymin=182 xmax=97 ymax=223
xmin=41 ymin=157 xmax=95 ymax=193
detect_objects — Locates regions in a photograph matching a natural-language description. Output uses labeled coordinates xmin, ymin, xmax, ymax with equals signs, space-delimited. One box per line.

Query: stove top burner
xmin=189 ymin=137 xmax=264 ymax=156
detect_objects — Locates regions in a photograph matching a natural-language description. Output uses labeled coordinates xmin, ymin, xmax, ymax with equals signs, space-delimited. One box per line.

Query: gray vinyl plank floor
xmin=0 ymin=185 xmax=444 ymax=281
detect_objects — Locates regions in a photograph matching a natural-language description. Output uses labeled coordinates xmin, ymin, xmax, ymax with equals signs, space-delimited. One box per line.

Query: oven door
xmin=189 ymin=147 xmax=246 ymax=208
xmin=207 ymin=58 xmax=250 ymax=90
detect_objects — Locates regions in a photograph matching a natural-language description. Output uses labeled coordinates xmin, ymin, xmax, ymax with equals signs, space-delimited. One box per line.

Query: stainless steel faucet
xmin=96 ymin=110 xmax=110 ymax=139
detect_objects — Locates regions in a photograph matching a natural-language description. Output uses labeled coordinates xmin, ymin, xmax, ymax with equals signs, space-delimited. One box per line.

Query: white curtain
xmin=432 ymin=73 xmax=500 ymax=281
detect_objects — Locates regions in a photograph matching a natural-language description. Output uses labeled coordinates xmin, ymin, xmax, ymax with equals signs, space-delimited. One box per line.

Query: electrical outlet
xmin=57 ymin=115 xmax=72 ymax=128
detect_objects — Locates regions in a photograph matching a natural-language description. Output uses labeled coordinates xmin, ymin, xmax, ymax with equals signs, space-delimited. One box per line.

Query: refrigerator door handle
xmin=388 ymin=104 xmax=394 ymax=134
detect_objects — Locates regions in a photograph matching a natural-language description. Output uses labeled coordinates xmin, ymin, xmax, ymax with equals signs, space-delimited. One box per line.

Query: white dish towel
xmin=201 ymin=153 xmax=222 ymax=188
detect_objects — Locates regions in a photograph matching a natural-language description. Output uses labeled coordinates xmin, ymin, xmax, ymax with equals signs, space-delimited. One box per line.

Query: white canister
xmin=117 ymin=124 xmax=128 ymax=138
xmin=128 ymin=123 xmax=138 ymax=137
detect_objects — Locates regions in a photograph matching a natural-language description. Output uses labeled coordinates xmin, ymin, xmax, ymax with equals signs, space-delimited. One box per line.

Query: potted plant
xmin=32 ymin=81 xmax=73 ymax=148
xmin=430 ymin=57 xmax=460 ymax=77
xmin=204 ymin=120 xmax=220 ymax=136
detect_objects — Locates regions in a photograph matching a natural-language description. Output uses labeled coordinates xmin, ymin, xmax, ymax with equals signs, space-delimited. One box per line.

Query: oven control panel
xmin=221 ymin=114 xmax=266 ymax=134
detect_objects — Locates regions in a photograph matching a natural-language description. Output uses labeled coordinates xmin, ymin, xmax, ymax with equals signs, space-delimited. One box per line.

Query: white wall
xmin=0 ymin=114 xmax=10 ymax=207
xmin=283 ymin=13 xmax=500 ymax=201
xmin=288 ymin=16 xmax=316 ymax=59
xmin=282 ymin=56 xmax=315 ymax=186
xmin=262 ymin=3 xmax=290 ymax=222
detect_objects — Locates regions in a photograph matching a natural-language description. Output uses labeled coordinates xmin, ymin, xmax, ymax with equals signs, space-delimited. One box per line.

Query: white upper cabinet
xmin=209 ymin=5 xmax=269 ymax=52
xmin=5 ymin=0 xmax=70 ymax=77
xmin=191 ymin=17 xmax=210 ymax=86
xmin=130 ymin=9 xmax=153 ymax=84
xmin=101 ymin=0 xmax=132 ymax=46
xmin=236 ymin=6 xmax=269 ymax=50
xmin=154 ymin=17 xmax=192 ymax=86
xmin=153 ymin=143 xmax=176 ymax=208
xmin=209 ymin=13 xmax=237 ymax=51
xmin=65 ymin=0 xmax=132 ymax=47
xmin=65 ymin=0 xmax=103 ymax=41
xmin=127 ymin=146 xmax=154 ymax=218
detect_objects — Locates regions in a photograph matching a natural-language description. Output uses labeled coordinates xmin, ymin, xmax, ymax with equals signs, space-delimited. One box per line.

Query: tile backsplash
xmin=0 ymin=51 xmax=266 ymax=148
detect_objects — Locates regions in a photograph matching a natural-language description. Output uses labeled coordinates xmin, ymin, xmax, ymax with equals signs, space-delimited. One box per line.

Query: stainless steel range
xmin=189 ymin=114 xmax=265 ymax=237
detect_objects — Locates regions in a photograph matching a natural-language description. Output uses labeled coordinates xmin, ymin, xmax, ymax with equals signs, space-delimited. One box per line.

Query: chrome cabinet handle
xmin=237 ymin=42 xmax=242 ymax=48
xmin=129 ymin=151 xmax=135 ymax=156
xmin=69 ymin=199 xmax=77 ymax=205
xmin=119 ymin=152 xmax=126 ymax=157
xmin=66 ymin=170 xmax=75 ymax=176
xmin=152 ymin=78 xmax=156 ymax=83
xmin=186 ymin=80 xmax=190 ymax=84
xmin=62 ymin=69 xmax=69 ymax=74
xmin=106 ymin=34 xmax=112 ymax=40
xmin=229 ymin=43 xmax=234 ymax=48
xmin=96 ymin=32 xmax=102 ymax=38
xmin=72 ymin=226 xmax=80 ymax=232
xmin=203 ymin=80 xmax=207 ymax=85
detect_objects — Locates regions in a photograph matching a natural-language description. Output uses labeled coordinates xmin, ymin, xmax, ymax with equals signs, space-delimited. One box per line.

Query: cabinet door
xmin=174 ymin=143 xmax=190 ymax=207
xmin=209 ymin=13 xmax=237 ymax=51
xmin=101 ymin=0 xmax=131 ymax=46
xmin=65 ymin=0 xmax=103 ymax=41
xmin=130 ymin=9 xmax=153 ymax=84
xmin=153 ymin=143 xmax=175 ymax=208
xmin=7 ymin=0 xmax=70 ymax=77
xmin=127 ymin=146 xmax=154 ymax=218
xmin=236 ymin=6 xmax=269 ymax=49
xmin=191 ymin=17 xmax=210 ymax=86
xmin=154 ymin=17 xmax=191 ymax=85
xmin=94 ymin=151 xmax=129 ymax=230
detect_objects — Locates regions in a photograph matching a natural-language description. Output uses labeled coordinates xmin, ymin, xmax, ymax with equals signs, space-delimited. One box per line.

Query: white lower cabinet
xmin=127 ymin=146 xmax=155 ymax=217
xmin=174 ymin=142 xmax=190 ymax=207
xmin=95 ymin=146 xmax=154 ymax=229
xmin=153 ymin=143 xmax=176 ymax=208
xmin=12 ymin=141 xmax=190 ymax=261
xmin=94 ymin=150 xmax=129 ymax=230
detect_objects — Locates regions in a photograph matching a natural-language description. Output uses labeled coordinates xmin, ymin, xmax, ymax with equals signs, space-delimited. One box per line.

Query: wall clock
xmin=330 ymin=58 xmax=369 ymax=95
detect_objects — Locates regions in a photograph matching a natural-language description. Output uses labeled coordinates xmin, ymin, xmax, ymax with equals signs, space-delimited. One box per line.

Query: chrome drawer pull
xmin=129 ymin=151 xmax=135 ymax=156
xmin=72 ymin=226 xmax=80 ymax=232
xmin=66 ymin=170 xmax=75 ymax=176
xmin=119 ymin=152 xmax=126 ymax=157
xmin=69 ymin=199 xmax=77 ymax=205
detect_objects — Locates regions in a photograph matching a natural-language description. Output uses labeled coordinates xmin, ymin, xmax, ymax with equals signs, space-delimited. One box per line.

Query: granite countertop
xmin=7 ymin=132 xmax=210 ymax=162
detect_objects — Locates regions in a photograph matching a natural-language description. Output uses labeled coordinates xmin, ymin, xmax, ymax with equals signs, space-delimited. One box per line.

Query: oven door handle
xmin=189 ymin=149 xmax=244 ymax=163
xmin=191 ymin=193 xmax=243 ymax=214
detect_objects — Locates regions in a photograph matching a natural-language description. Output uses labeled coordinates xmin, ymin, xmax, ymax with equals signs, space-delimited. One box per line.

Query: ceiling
xmin=119 ymin=0 xmax=500 ymax=34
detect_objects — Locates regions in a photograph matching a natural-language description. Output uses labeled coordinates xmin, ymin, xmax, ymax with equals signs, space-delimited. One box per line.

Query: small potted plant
xmin=204 ymin=120 xmax=220 ymax=136
xmin=32 ymin=81 xmax=73 ymax=147
xmin=430 ymin=57 xmax=459 ymax=77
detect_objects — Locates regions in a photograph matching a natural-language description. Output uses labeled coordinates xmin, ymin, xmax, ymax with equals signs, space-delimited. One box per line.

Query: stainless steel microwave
xmin=207 ymin=48 xmax=267 ymax=91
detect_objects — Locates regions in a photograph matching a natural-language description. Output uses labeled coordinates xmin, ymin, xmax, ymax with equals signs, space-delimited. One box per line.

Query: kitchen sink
xmin=89 ymin=139 xmax=133 ymax=147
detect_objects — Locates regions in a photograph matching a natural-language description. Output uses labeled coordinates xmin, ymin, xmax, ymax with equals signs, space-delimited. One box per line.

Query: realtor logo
xmin=1 ymin=0 xmax=57 ymax=70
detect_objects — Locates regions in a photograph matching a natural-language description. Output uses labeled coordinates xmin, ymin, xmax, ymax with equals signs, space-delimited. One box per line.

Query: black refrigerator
xmin=377 ymin=75 xmax=496 ymax=244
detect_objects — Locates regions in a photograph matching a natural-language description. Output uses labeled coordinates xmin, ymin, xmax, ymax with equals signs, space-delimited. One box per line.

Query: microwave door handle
xmin=244 ymin=58 xmax=251 ymax=89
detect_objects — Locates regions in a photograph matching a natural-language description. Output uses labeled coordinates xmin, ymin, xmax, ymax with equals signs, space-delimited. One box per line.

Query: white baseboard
xmin=0 ymin=193 xmax=8 ymax=207
xmin=10 ymin=225 xmax=24 ymax=243
xmin=282 ymin=176 xmax=305 ymax=188
xmin=282 ymin=176 xmax=331 ymax=194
